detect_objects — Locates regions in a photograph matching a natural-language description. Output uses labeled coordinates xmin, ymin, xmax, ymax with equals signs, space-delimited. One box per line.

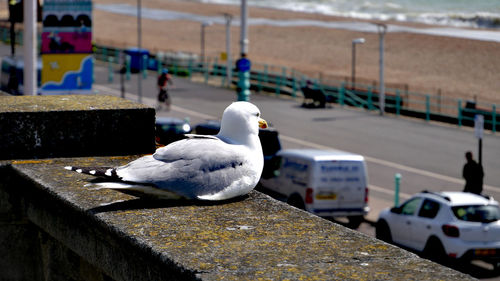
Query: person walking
xmin=462 ymin=151 xmax=484 ymax=195
xmin=157 ymin=68 xmax=173 ymax=111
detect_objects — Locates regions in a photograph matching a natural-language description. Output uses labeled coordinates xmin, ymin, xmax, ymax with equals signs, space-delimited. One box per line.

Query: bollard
xmin=156 ymin=52 xmax=164 ymax=75
xmin=102 ymin=47 xmax=107 ymax=62
xmin=142 ymin=54 xmax=148 ymax=79
xmin=157 ymin=59 xmax=162 ymax=76
xmin=492 ymin=105 xmax=496 ymax=133
xmin=367 ymin=87 xmax=373 ymax=110
xmin=114 ymin=49 xmax=120 ymax=61
xmin=188 ymin=58 xmax=193 ymax=80
xmin=173 ymin=59 xmax=178 ymax=76
xmin=204 ymin=61 xmax=210 ymax=84
xmin=339 ymin=83 xmax=345 ymax=107
xmin=237 ymin=71 xmax=250 ymax=101
xmin=107 ymin=57 xmax=114 ymax=83
xmin=264 ymin=65 xmax=269 ymax=86
xmin=425 ymin=95 xmax=430 ymax=121
xmin=394 ymin=173 xmax=401 ymax=207
xmin=457 ymin=99 xmax=462 ymax=127
xmin=258 ymin=66 xmax=264 ymax=92
xmin=125 ymin=55 xmax=131 ymax=81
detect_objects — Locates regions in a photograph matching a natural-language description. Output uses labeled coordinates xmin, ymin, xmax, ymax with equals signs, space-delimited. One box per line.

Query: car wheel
xmin=375 ymin=220 xmax=392 ymax=243
xmin=423 ymin=237 xmax=447 ymax=263
xmin=347 ymin=215 xmax=364 ymax=229
xmin=287 ymin=194 xmax=305 ymax=210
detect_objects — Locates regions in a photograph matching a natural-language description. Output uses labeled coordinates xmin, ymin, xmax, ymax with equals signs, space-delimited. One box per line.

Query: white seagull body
xmin=65 ymin=102 xmax=268 ymax=201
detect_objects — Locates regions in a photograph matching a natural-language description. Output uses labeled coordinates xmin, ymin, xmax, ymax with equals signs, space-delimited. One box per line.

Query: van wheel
xmin=287 ymin=195 xmax=305 ymax=210
xmin=347 ymin=216 xmax=364 ymax=229
xmin=375 ymin=220 xmax=392 ymax=243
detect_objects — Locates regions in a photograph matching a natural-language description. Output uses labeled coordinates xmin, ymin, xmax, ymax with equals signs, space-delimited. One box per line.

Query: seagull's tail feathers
xmin=88 ymin=182 xmax=184 ymax=200
xmin=64 ymin=166 xmax=120 ymax=179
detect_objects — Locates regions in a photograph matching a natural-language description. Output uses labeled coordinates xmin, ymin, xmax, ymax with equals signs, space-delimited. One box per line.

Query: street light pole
xmin=351 ymin=38 xmax=365 ymax=89
xmin=201 ymin=21 xmax=212 ymax=64
xmin=236 ymin=0 xmax=251 ymax=101
xmin=24 ymin=0 xmax=36 ymax=96
xmin=224 ymin=13 xmax=233 ymax=88
xmin=240 ymin=0 xmax=249 ymax=56
xmin=137 ymin=0 xmax=142 ymax=103
xmin=375 ymin=23 xmax=387 ymax=115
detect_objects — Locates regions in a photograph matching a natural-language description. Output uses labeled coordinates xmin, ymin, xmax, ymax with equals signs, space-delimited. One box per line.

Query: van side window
xmin=418 ymin=199 xmax=440 ymax=219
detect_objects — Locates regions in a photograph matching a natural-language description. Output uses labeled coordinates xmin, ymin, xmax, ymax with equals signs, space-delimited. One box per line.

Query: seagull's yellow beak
xmin=258 ymin=118 xmax=268 ymax=129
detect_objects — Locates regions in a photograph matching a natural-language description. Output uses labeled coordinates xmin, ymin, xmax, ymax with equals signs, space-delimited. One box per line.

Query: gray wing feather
xmin=116 ymin=138 xmax=250 ymax=199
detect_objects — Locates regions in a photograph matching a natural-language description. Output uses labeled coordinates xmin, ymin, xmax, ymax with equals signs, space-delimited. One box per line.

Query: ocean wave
xmin=197 ymin=0 xmax=500 ymax=29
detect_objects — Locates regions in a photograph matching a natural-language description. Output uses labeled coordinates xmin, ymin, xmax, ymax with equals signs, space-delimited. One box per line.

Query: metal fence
xmin=94 ymin=43 xmax=498 ymax=132
xmin=1 ymin=24 xmax=497 ymax=132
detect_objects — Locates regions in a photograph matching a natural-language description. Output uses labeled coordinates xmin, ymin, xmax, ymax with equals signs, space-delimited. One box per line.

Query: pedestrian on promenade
xmin=462 ymin=151 xmax=484 ymax=195
xmin=157 ymin=68 xmax=173 ymax=111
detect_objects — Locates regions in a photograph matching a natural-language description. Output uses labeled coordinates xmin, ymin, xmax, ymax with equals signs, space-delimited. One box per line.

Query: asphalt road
xmin=3 ymin=46 xmax=499 ymax=278
xmin=92 ymin=66 xmax=500 ymax=280
xmin=92 ymin=64 xmax=500 ymax=202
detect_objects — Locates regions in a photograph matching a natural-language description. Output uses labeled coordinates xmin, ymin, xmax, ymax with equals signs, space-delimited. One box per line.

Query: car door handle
xmin=426 ymin=225 xmax=431 ymax=229
xmin=406 ymin=221 xmax=411 ymax=225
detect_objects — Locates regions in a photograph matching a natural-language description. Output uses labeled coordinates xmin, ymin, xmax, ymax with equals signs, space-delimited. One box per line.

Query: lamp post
xmin=351 ymin=37 xmax=365 ymax=89
xmin=236 ymin=0 xmax=251 ymax=101
xmin=240 ymin=0 xmax=249 ymax=56
xmin=223 ymin=13 xmax=233 ymax=88
xmin=137 ymin=0 xmax=142 ymax=103
xmin=24 ymin=0 xmax=36 ymax=96
xmin=201 ymin=21 xmax=212 ymax=63
xmin=374 ymin=23 xmax=387 ymax=115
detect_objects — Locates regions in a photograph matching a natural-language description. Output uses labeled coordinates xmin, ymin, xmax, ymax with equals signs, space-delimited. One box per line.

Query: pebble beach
xmin=93 ymin=0 xmax=500 ymax=104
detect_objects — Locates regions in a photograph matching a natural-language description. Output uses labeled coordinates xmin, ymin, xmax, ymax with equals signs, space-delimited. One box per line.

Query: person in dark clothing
xmin=157 ymin=68 xmax=173 ymax=111
xmin=301 ymin=80 xmax=326 ymax=108
xmin=462 ymin=151 xmax=484 ymax=195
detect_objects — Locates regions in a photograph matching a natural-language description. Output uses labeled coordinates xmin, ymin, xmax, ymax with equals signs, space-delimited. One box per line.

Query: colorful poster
xmin=41 ymin=0 xmax=93 ymax=95
xmin=41 ymin=54 xmax=93 ymax=94
xmin=41 ymin=31 xmax=92 ymax=54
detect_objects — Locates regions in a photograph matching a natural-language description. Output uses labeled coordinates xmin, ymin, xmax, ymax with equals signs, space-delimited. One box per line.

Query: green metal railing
xmin=1 ymin=24 xmax=497 ymax=132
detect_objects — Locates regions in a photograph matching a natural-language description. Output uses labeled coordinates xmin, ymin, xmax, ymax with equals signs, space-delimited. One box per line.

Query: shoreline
xmin=95 ymin=3 xmax=500 ymax=44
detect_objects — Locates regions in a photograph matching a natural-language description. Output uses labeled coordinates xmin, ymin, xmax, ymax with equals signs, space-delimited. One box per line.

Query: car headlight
xmin=182 ymin=124 xmax=191 ymax=132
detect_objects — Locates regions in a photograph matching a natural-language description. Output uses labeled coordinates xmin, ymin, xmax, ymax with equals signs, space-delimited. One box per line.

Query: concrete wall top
xmin=0 ymin=95 xmax=155 ymax=160
xmin=4 ymin=156 xmax=475 ymax=281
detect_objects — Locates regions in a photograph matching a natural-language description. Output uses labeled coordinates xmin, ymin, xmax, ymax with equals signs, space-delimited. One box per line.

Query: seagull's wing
xmin=116 ymin=137 xmax=255 ymax=199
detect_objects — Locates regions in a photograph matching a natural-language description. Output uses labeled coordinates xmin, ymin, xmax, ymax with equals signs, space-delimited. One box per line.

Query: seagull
xmin=64 ymin=102 xmax=268 ymax=201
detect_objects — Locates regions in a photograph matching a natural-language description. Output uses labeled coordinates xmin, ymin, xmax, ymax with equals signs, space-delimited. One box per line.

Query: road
xmin=91 ymin=65 xmax=500 ymax=279
xmin=3 ymin=50 xmax=499 ymax=278
xmin=92 ymin=64 xmax=500 ymax=202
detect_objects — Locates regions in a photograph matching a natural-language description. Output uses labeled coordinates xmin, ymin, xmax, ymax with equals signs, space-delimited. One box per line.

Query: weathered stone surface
xmin=0 ymin=157 xmax=475 ymax=281
xmin=0 ymin=95 xmax=155 ymax=160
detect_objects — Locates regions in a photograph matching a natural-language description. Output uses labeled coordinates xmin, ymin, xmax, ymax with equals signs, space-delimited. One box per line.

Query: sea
xmin=195 ymin=0 xmax=500 ymax=29
xmin=95 ymin=0 xmax=500 ymax=42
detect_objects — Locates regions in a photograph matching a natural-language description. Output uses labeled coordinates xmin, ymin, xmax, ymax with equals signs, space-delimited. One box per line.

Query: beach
xmin=92 ymin=0 xmax=500 ymax=104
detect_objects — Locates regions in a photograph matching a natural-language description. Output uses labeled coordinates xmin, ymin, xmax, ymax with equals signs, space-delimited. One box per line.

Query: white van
xmin=259 ymin=149 xmax=369 ymax=227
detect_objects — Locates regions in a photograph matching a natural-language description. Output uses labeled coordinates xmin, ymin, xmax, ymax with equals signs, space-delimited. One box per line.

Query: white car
xmin=376 ymin=191 xmax=500 ymax=269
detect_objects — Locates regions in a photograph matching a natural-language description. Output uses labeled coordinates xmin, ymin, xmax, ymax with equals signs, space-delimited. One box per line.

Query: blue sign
xmin=236 ymin=58 xmax=251 ymax=72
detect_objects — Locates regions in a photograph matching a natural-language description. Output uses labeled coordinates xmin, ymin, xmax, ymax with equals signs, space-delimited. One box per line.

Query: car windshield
xmin=452 ymin=205 xmax=500 ymax=223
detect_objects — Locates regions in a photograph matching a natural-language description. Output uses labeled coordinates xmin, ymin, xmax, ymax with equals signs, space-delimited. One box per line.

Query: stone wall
xmin=0 ymin=95 xmax=474 ymax=280
xmin=0 ymin=95 xmax=155 ymax=160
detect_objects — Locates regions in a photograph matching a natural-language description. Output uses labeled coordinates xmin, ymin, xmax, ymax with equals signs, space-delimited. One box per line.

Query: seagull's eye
xmin=256 ymin=112 xmax=260 ymax=117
